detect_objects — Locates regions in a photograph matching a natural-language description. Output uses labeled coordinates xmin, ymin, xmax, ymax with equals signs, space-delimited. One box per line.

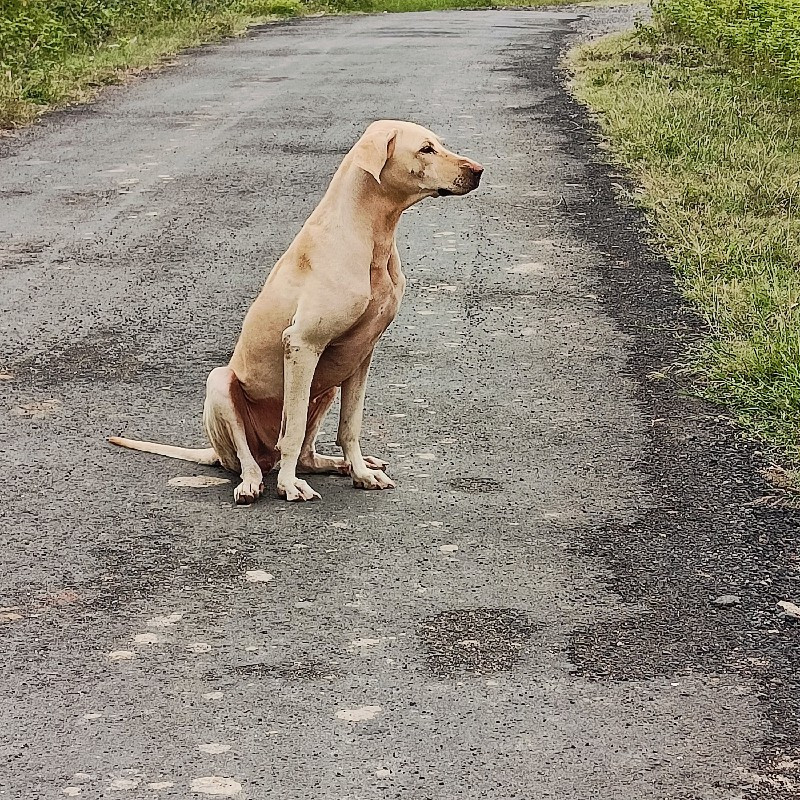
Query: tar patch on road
xmin=447 ymin=477 xmax=503 ymax=493
xmin=418 ymin=608 xmax=537 ymax=677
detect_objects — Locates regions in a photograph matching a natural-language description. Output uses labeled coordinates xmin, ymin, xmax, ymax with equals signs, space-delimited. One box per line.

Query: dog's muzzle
xmin=438 ymin=161 xmax=484 ymax=196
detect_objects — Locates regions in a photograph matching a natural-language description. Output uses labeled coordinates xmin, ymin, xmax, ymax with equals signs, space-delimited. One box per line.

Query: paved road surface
xmin=2 ymin=8 xmax=798 ymax=800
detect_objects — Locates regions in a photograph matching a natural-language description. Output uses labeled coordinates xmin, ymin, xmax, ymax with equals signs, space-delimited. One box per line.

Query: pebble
xmin=134 ymin=633 xmax=161 ymax=644
xmin=336 ymin=705 xmax=381 ymax=722
xmin=107 ymin=650 xmax=135 ymax=662
xmin=198 ymin=743 xmax=232 ymax=754
xmin=190 ymin=776 xmax=242 ymax=795
xmin=147 ymin=612 xmax=183 ymax=628
xmin=109 ymin=778 xmax=139 ymax=790
xmin=245 ymin=570 xmax=274 ymax=583
xmin=777 ymin=600 xmax=800 ymax=619
xmin=711 ymin=594 xmax=741 ymax=607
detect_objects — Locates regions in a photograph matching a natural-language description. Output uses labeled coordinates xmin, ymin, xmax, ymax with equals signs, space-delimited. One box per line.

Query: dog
xmin=109 ymin=120 xmax=483 ymax=503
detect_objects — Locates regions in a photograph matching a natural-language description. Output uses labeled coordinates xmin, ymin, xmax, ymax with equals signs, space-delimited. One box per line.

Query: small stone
xmin=134 ymin=633 xmax=160 ymax=644
xmin=62 ymin=789 xmax=81 ymax=797
xmin=711 ymin=594 xmax=741 ymax=607
xmin=107 ymin=650 xmax=135 ymax=662
xmin=198 ymin=743 xmax=232 ymax=754
xmin=245 ymin=570 xmax=273 ymax=583
xmin=203 ymin=691 xmax=224 ymax=700
xmin=439 ymin=544 xmax=458 ymax=553
xmin=109 ymin=778 xmax=139 ymax=790
xmin=336 ymin=705 xmax=381 ymax=722
xmin=778 ymin=600 xmax=800 ymax=619
xmin=147 ymin=612 xmax=183 ymax=628
xmin=190 ymin=776 xmax=242 ymax=795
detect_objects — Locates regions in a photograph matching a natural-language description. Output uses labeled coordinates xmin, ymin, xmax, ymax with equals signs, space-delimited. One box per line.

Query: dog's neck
xmin=320 ymin=161 xmax=425 ymax=242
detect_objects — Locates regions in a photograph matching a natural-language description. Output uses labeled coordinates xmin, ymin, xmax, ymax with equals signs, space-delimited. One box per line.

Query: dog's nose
xmin=463 ymin=159 xmax=484 ymax=175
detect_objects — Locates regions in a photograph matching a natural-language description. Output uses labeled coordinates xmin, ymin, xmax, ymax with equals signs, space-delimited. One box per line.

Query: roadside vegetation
xmin=569 ymin=0 xmax=800 ymax=463
xmin=0 ymin=0 xmax=576 ymax=127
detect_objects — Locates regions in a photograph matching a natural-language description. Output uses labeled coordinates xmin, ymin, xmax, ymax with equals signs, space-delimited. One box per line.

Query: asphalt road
xmin=1 ymin=8 xmax=798 ymax=800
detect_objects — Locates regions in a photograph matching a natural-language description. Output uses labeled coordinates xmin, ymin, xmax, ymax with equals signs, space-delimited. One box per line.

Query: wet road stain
xmin=12 ymin=326 xmax=149 ymax=385
xmin=418 ymin=608 xmax=536 ymax=677
xmin=447 ymin=476 xmax=503 ymax=493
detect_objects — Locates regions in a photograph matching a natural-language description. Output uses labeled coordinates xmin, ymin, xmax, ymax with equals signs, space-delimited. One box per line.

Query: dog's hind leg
xmin=298 ymin=388 xmax=388 ymax=474
xmin=204 ymin=367 xmax=268 ymax=505
xmin=297 ymin=389 xmax=349 ymax=475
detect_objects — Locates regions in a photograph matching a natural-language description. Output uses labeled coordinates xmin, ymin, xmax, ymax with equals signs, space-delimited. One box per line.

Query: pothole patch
xmin=447 ymin=477 xmax=503 ymax=493
xmin=418 ymin=608 xmax=536 ymax=676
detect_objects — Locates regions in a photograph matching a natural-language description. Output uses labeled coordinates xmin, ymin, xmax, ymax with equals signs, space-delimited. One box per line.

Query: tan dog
xmin=110 ymin=120 xmax=483 ymax=503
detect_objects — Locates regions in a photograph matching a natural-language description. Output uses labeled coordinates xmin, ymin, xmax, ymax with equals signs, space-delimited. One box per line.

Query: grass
xmin=652 ymin=0 xmax=800 ymax=98
xmin=0 ymin=0 xmax=586 ymax=128
xmin=568 ymin=32 xmax=800 ymax=462
xmin=1 ymin=0 xmax=302 ymax=127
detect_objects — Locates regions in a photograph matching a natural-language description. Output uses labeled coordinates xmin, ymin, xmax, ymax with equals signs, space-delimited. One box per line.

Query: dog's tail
xmin=108 ymin=436 xmax=219 ymax=465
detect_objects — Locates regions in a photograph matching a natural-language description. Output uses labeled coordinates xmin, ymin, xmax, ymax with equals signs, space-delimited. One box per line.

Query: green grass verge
xmin=0 ymin=0 xmax=582 ymax=128
xmin=568 ymin=32 xmax=800 ymax=461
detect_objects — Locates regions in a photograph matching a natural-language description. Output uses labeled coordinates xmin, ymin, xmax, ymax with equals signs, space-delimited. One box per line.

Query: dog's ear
xmin=354 ymin=127 xmax=398 ymax=184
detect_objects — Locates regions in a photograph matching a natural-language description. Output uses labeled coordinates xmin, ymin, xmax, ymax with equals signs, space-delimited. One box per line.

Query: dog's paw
xmin=363 ymin=455 xmax=389 ymax=471
xmin=353 ymin=469 xmax=395 ymax=490
xmin=234 ymin=478 xmax=263 ymax=505
xmin=277 ymin=477 xmax=321 ymax=502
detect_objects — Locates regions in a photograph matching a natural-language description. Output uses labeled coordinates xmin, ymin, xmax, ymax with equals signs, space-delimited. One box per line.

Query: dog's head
xmin=353 ymin=120 xmax=483 ymax=202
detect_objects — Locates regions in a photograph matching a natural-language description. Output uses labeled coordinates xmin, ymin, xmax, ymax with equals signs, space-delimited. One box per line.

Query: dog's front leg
xmin=276 ymin=327 xmax=323 ymax=501
xmin=338 ymin=354 xmax=395 ymax=491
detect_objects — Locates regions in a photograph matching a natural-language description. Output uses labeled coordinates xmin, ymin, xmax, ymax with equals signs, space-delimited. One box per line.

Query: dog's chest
xmin=314 ymin=264 xmax=403 ymax=389
xmin=339 ymin=265 xmax=402 ymax=350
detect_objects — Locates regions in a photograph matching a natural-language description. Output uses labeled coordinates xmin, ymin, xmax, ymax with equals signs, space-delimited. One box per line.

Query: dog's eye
xmin=419 ymin=144 xmax=436 ymax=154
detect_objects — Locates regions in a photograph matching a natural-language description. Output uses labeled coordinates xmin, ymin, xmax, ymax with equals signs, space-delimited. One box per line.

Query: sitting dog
xmin=110 ymin=120 xmax=483 ymax=503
